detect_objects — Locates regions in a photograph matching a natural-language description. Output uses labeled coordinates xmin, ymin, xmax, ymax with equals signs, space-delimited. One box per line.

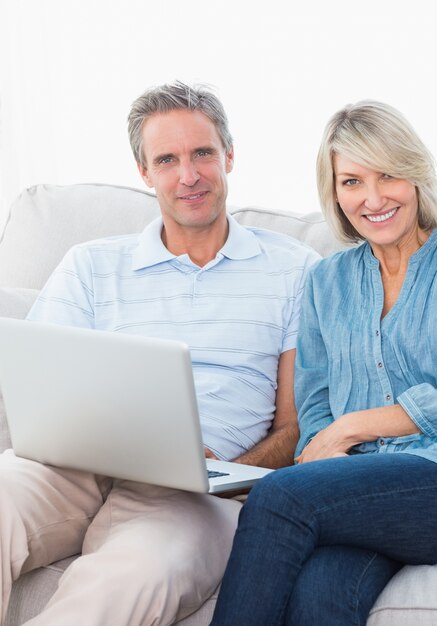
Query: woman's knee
xmin=243 ymin=462 xmax=329 ymax=520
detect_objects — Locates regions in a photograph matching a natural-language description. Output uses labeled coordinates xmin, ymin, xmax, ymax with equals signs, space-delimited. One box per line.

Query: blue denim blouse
xmin=295 ymin=228 xmax=437 ymax=462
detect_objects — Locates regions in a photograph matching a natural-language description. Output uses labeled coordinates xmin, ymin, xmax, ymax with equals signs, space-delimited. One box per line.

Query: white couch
xmin=1 ymin=183 xmax=436 ymax=625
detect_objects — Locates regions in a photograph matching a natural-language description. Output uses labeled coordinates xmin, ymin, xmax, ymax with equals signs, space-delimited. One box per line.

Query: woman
xmin=210 ymin=101 xmax=437 ymax=625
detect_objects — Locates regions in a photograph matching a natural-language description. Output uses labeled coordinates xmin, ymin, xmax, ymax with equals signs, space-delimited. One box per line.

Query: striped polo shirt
xmin=28 ymin=214 xmax=320 ymax=460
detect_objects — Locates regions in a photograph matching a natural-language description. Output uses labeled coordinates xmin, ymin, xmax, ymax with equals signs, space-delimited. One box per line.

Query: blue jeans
xmin=210 ymin=453 xmax=437 ymax=626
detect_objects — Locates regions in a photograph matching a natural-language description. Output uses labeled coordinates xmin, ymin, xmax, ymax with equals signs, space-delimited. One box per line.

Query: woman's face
xmin=334 ymin=154 xmax=420 ymax=250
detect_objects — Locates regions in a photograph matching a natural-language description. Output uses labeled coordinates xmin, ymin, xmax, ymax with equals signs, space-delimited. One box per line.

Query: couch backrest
xmin=0 ymin=183 xmax=347 ymax=290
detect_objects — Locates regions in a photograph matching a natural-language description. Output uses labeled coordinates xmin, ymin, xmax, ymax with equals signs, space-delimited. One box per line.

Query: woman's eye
xmin=343 ymin=178 xmax=359 ymax=186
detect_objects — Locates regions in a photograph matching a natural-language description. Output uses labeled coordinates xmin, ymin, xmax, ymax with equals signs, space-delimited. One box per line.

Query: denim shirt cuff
xmin=397 ymin=383 xmax=437 ymax=438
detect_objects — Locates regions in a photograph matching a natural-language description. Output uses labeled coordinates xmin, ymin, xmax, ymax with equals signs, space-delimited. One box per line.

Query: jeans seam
xmin=351 ymin=551 xmax=378 ymax=626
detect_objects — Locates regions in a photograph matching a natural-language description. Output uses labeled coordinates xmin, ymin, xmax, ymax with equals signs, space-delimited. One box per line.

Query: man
xmin=0 ymin=82 xmax=319 ymax=625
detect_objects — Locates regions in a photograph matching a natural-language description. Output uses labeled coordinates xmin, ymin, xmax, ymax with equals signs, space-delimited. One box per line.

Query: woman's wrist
xmin=335 ymin=412 xmax=368 ymax=447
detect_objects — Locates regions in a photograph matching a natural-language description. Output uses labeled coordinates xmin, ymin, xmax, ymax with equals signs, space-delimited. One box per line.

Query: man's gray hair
xmin=128 ymin=81 xmax=233 ymax=167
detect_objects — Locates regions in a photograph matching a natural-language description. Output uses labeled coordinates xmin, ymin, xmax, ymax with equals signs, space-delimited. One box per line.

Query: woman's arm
xmin=294 ymin=271 xmax=335 ymax=457
xmin=295 ymin=260 xmax=437 ymax=464
xmin=296 ymin=404 xmax=419 ymax=463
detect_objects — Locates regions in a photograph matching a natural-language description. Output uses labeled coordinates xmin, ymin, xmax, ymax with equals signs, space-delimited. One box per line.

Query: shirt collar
xmin=131 ymin=214 xmax=262 ymax=271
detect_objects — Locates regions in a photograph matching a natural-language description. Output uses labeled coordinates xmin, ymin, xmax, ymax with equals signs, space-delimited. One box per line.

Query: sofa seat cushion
xmin=5 ymin=557 xmax=76 ymax=625
xmin=368 ymin=564 xmax=437 ymax=625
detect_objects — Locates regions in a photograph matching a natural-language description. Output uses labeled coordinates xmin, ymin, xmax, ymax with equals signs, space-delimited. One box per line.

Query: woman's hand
xmin=296 ymin=404 xmax=419 ymax=464
xmin=295 ymin=418 xmax=354 ymax=464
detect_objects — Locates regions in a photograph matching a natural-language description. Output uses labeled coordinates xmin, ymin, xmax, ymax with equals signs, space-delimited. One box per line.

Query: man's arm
xmin=232 ymin=349 xmax=298 ymax=469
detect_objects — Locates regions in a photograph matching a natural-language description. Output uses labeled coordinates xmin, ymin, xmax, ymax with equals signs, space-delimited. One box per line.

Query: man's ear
xmin=225 ymin=146 xmax=234 ymax=174
xmin=137 ymin=162 xmax=154 ymax=188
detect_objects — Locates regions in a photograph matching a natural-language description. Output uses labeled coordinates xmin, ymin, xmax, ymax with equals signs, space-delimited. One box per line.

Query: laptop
xmin=0 ymin=317 xmax=273 ymax=494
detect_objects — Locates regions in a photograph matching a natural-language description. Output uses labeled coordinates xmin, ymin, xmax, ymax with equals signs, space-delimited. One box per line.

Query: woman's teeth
xmin=366 ymin=208 xmax=398 ymax=222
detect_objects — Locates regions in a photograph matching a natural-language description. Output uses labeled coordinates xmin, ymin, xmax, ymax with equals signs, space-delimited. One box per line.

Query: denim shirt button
xmin=376 ymin=330 xmax=380 ymax=336
xmin=377 ymin=362 xmax=383 ymax=368
xmin=379 ymin=439 xmax=385 ymax=446
xmin=385 ymin=394 xmax=392 ymax=401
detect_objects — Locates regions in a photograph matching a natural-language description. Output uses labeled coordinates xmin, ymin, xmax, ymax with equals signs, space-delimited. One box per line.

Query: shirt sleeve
xmin=294 ymin=269 xmax=335 ymax=457
xmin=397 ymin=383 xmax=437 ymax=437
xmin=26 ymin=245 xmax=95 ymax=328
xmin=282 ymin=247 xmax=321 ymax=353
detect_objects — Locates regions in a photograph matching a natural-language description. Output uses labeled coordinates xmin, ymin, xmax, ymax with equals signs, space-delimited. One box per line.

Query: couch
xmin=0 ymin=183 xmax=436 ymax=625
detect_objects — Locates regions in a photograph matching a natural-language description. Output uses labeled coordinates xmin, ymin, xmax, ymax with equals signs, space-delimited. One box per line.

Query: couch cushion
xmin=5 ymin=557 xmax=75 ymax=625
xmin=231 ymin=207 xmax=347 ymax=258
xmin=367 ymin=564 xmax=437 ymax=626
xmin=0 ymin=287 xmax=40 ymax=452
xmin=0 ymin=184 xmax=161 ymax=290
xmin=0 ymin=287 xmax=39 ymax=319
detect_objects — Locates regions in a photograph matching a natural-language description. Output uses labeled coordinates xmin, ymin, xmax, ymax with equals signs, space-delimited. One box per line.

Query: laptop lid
xmin=0 ymin=318 xmax=272 ymax=493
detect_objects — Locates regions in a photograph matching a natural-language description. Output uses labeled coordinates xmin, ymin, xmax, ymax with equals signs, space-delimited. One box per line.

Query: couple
xmin=0 ymin=82 xmax=436 ymax=626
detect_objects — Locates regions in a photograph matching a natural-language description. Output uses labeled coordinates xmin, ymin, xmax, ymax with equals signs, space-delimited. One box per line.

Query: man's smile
xmin=178 ymin=191 xmax=209 ymax=202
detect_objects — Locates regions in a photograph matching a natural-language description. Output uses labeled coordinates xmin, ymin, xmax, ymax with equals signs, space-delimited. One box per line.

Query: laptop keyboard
xmin=208 ymin=470 xmax=230 ymax=479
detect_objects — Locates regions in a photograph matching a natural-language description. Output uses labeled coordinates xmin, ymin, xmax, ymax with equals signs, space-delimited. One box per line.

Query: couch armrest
xmin=0 ymin=287 xmax=40 ymax=452
xmin=0 ymin=287 xmax=39 ymax=320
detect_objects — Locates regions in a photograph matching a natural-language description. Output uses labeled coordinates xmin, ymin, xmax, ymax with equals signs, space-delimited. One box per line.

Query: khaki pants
xmin=0 ymin=450 xmax=242 ymax=626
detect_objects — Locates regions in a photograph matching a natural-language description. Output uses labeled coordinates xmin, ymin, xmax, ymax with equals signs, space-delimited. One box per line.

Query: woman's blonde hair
xmin=317 ymin=100 xmax=437 ymax=242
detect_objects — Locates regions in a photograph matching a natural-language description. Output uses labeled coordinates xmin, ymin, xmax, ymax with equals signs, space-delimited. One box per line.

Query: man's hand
xmin=204 ymin=447 xmax=219 ymax=460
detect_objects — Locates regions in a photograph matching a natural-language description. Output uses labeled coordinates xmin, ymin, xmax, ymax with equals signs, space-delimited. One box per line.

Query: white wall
xmin=1 ymin=0 xmax=437 ymax=230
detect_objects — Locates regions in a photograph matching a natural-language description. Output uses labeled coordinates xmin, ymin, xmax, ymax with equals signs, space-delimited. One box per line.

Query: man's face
xmin=138 ymin=109 xmax=234 ymax=232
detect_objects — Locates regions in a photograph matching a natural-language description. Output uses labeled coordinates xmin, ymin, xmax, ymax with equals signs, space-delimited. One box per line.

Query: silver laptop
xmin=0 ymin=318 xmax=273 ymax=493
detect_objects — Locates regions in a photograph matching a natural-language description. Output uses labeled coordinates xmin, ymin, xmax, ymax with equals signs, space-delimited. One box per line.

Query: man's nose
xmin=179 ymin=160 xmax=200 ymax=186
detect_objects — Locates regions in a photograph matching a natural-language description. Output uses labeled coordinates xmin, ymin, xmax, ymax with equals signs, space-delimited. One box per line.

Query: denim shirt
xmin=295 ymin=228 xmax=437 ymax=463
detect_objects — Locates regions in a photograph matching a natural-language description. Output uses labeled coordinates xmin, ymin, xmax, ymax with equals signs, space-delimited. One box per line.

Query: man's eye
xmin=159 ymin=156 xmax=173 ymax=164
xmin=197 ymin=150 xmax=211 ymax=157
